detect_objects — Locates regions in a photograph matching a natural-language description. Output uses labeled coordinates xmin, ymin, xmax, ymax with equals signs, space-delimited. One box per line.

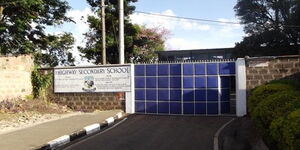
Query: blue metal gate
xmin=134 ymin=61 xmax=235 ymax=115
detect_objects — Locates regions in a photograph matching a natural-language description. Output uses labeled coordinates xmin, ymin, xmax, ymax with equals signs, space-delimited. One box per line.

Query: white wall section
xmin=235 ymin=58 xmax=247 ymax=117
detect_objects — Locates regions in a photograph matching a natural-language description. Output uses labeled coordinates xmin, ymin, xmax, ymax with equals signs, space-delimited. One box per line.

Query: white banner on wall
xmin=54 ymin=65 xmax=131 ymax=93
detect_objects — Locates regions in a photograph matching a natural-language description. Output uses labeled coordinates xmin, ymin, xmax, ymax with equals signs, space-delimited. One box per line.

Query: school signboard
xmin=54 ymin=65 xmax=131 ymax=93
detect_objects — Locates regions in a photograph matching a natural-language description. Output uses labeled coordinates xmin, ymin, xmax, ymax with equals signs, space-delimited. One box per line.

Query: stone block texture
xmin=0 ymin=55 xmax=34 ymax=101
xmin=246 ymin=55 xmax=300 ymax=89
xmin=48 ymin=92 xmax=125 ymax=112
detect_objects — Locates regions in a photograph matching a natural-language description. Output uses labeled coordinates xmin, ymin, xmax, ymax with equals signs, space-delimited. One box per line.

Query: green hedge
xmin=248 ymin=83 xmax=297 ymax=114
xmin=248 ymin=79 xmax=300 ymax=150
xmin=271 ymin=110 xmax=300 ymax=150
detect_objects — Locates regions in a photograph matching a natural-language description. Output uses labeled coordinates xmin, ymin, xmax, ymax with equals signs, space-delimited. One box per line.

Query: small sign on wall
xmin=54 ymin=65 xmax=131 ymax=93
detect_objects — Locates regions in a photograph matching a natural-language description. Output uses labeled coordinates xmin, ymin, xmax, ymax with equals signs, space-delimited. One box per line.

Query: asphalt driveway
xmin=61 ymin=115 xmax=233 ymax=150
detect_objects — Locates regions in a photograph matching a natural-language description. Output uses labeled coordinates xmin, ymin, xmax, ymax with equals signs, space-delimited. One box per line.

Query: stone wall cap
xmin=0 ymin=54 xmax=33 ymax=58
xmin=245 ymin=55 xmax=300 ymax=60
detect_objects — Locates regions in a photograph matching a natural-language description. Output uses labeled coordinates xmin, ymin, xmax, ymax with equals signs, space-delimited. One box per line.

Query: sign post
xmin=125 ymin=64 xmax=135 ymax=113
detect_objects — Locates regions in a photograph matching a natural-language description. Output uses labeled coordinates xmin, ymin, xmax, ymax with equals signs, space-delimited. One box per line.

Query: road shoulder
xmin=218 ymin=117 xmax=269 ymax=150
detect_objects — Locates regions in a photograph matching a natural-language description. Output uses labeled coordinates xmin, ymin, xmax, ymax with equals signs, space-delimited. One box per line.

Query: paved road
xmin=62 ymin=115 xmax=233 ymax=150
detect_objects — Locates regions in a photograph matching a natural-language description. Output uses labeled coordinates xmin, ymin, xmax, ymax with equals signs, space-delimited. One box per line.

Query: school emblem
xmin=82 ymin=76 xmax=96 ymax=92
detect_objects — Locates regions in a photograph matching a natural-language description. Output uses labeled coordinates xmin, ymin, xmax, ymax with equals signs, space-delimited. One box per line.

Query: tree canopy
xmin=234 ymin=0 xmax=300 ymax=57
xmin=132 ymin=25 xmax=169 ymax=63
xmin=34 ymin=33 xmax=75 ymax=67
xmin=0 ymin=0 xmax=75 ymax=67
xmin=79 ymin=0 xmax=168 ymax=64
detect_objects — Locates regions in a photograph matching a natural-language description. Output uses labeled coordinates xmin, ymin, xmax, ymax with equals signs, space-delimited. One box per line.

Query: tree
xmin=132 ymin=25 xmax=169 ymax=63
xmin=0 ymin=0 xmax=75 ymax=67
xmin=79 ymin=0 xmax=137 ymax=64
xmin=234 ymin=0 xmax=300 ymax=57
xmin=34 ymin=33 xmax=75 ymax=67
xmin=79 ymin=0 xmax=169 ymax=64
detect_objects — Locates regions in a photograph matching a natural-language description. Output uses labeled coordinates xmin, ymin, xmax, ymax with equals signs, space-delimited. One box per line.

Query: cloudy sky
xmin=47 ymin=0 xmax=245 ymax=65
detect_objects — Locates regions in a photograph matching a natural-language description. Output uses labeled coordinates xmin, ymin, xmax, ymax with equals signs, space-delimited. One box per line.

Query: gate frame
xmin=127 ymin=59 xmax=247 ymax=117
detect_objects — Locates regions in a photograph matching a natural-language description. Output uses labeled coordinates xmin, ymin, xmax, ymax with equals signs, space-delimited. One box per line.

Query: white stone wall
xmin=0 ymin=55 xmax=34 ymax=101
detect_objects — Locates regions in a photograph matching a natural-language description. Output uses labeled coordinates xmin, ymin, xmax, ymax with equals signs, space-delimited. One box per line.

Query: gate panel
xmin=134 ymin=61 xmax=235 ymax=115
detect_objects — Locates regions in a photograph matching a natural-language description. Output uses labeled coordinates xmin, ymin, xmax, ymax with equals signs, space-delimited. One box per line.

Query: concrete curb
xmin=213 ymin=118 xmax=235 ymax=150
xmin=35 ymin=112 xmax=125 ymax=150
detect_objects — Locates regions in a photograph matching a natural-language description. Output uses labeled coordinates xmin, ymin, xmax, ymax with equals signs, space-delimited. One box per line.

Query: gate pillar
xmin=236 ymin=58 xmax=247 ymax=117
xmin=126 ymin=64 xmax=135 ymax=113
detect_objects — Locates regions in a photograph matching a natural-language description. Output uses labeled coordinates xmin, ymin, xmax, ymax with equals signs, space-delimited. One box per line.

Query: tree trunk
xmin=0 ymin=6 xmax=4 ymax=20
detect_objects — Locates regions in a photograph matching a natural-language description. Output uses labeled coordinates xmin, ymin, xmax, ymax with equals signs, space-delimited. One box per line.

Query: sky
xmin=47 ymin=0 xmax=245 ymax=65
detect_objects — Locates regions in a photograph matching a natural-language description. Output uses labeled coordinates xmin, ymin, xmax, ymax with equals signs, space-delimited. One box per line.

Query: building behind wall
xmin=157 ymin=48 xmax=236 ymax=61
